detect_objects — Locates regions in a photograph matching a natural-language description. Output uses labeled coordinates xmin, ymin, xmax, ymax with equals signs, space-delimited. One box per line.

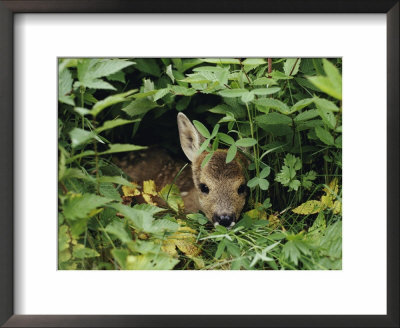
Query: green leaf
xmin=283 ymin=58 xmax=301 ymax=76
xmin=254 ymin=98 xmax=290 ymax=114
xmin=241 ymin=91 xmax=254 ymax=103
xmin=294 ymin=109 xmax=319 ymax=122
xmin=288 ymin=179 xmax=301 ymax=191
xmin=235 ymin=138 xmax=257 ymax=147
xmin=121 ymin=98 xmax=158 ymax=117
xmin=251 ymin=87 xmax=280 ymax=96
xmin=226 ymin=144 xmax=237 ymax=163
xmin=111 ymin=248 xmax=129 ymax=269
xmin=153 ymin=88 xmax=170 ymax=101
xmin=159 ymin=184 xmax=184 ymax=213
xmin=201 ymin=152 xmax=214 ymax=168
xmin=255 ymin=112 xmax=292 ymax=125
xmin=217 ymin=132 xmax=235 ymax=145
xmin=219 ymin=89 xmax=249 ymax=98
xmin=193 ymin=120 xmax=210 ymax=138
xmin=73 ymin=245 xmax=100 ymax=259
xmin=315 ymin=127 xmax=334 ymax=145
xmin=313 ymin=97 xmax=340 ymax=112
xmin=98 ymin=144 xmax=147 ymax=155
xmin=197 ymin=139 xmax=210 ymax=155
xmin=169 ymin=85 xmax=197 ymax=96
xmin=78 ymin=59 xmax=134 ymax=82
xmin=166 ymin=64 xmax=175 ymax=82
xmin=63 ymin=194 xmax=112 ymax=221
xmin=242 ymin=58 xmax=266 ymax=65
xmin=97 ymin=175 xmax=133 ymax=187
xmin=105 ymin=220 xmax=132 ymax=243
xmin=282 ymin=241 xmax=301 ymax=265
xmin=307 ymin=59 xmax=342 ymax=100
xmin=126 ymin=253 xmax=179 ymax=270
xmin=290 ymin=98 xmax=314 ymax=113
xmin=258 ymin=178 xmax=269 ymax=190
xmin=74 ymin=107 xmax=91 ymax=116
xmin=201 ymin=58 xmax=241 ymax=65
xmin=58 ymin=225 xmax=71 ymax=252
xmin=95 ymin=118 xmax=139 ymax=133
xmin=247 ymin=177 xmax=259 ymax=188
xmin=110 ymin=203 xmax=179 ymax=235
xmin=133 ymin=58 xmax=161 ymax=77
xmin=107 ymin=71 xmax=126 ymax=83
xmin=90 ymin=89 xmax=137 ymax=117
xmin=76 ymin=79 xmax=116 ymax=90
xmin=259 ymin=166 xmax=271 ymax=179
xmin=58 ymin=68 xmax=74 ymax=106
xmin=69 ymin=128 xmax=102 ymax=148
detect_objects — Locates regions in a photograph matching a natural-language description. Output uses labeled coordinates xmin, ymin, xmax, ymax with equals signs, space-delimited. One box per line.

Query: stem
xmin=93 ymin=117 xmax=100 ymax=194
xmin=246 ymin=103 xmax=260 ymax=204
xmin=267 ymin=58 xmax=272 ymax=77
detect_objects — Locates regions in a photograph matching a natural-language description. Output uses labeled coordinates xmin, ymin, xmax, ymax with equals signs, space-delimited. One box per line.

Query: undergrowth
xmin=58 ymin=57 xmax=342 ymax=270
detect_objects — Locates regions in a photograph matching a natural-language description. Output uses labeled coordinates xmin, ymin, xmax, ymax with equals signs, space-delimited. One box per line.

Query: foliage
xmin=58 ymin=57 xmax=342 ymax=270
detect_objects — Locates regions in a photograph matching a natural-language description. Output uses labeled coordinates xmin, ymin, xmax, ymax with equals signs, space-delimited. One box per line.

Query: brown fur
xmin=177 ymin=113 xmax=248 ymax=223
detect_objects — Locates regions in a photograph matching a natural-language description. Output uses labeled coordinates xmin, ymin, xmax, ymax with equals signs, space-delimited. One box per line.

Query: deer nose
xmin=213 ymin=214 xmax=235 ymax=227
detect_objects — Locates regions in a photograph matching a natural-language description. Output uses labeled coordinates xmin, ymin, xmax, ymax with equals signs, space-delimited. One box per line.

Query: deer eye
xmin=238 ymin=184 xmax=247 ymax=194
xmin=199 ymin=183 xmax=209 ymax=194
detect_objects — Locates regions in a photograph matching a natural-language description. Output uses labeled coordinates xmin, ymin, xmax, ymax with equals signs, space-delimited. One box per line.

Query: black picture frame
xmin=0 ymin=1 xmax=398 ymax=327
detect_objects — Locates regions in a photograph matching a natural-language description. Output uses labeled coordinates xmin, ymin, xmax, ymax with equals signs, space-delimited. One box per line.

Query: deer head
xmin=177 ymin=113 xmax=248 ymax=227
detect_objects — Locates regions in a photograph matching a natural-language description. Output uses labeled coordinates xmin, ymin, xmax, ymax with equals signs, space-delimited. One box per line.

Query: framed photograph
xmin=1 ymin=1 xmax=398 ymax=327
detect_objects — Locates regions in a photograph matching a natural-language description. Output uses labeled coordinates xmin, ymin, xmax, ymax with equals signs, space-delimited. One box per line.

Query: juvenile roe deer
xmin=177 ymin=113 xmax=248 ymax=227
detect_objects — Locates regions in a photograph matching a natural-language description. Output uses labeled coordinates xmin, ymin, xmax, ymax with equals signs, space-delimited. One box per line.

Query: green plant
xmin=58 ymin=57 xmax=342 ymax=270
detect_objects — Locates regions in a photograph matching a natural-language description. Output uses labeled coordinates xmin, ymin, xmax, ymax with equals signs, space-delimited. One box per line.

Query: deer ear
xmin=177 ymin=113 xmax=204 ymax=162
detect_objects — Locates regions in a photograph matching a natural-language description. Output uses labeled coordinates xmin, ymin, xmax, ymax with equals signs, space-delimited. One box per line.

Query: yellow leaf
xmin=188 ymin=256 xmax=205 ymax=269
xmin=159 ymin=184 xmax=184 ymax=213
xmin=321 ymin=195 xmax=334 ymax=208
xmin=162 ymin=224 xmax=200 ymax=257
xmin=162 ymin=239 xmax=178 ymax=256
xmin=292 ymin=200 xmax=324 ymax=214
xmin=332 ymin=200 xmax=342 ymax=214
xmin=143 ymin=180 xmax=157 ymax=196
xmin=245 ymin=208 xmax=267 ymax=220
xmin=122 ymin=184 xmax=140 ymax=196
xmin=323 ymin=178 xmax=339 ymax=197
xmin=175 ymin=239 xmax=201 ymax=256
xmin=142 ymin=193 xmax=157 ymax=206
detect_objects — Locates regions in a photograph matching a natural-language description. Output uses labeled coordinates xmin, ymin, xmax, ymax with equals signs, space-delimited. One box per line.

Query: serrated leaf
xmin=98 ymin=144 xmax=147 ymax=155
xmin=241 ymin=91 xmax=254 ymax=103
xmin=219 ymin=88 xmax=249 ymax=98
xmin=73 ymin=244 xmax=100 ymax=259
xmin=165 ymin=64 xmax=175 ymax=82
xmin=201 ymin=58 xmax=241 ymax=65
xmin=97 ymin=175 xmax=133 ymax=187
xmin=63 ymin=193 xmax=112 ymax=221
xmin=153 ymin=88 xmax=170 ymax=101
xmin=294 ymin=109 xmax=319 ymax=122
xmin=251 ymin=87 xmax=280 ymax=96
xmin=69 ymin=128 xmax=102 ymax=149
xmin=315 ymin=127 xmax=334 ymax=145
xmin=255 ymin=112 xmax=292 ymax=125
xmin=290 ymin=98 xmax=314 ymax=113
xmin=254 ymin=98 xmax=290 ymax=114
xmin=121 ymin=98 xmax=158 ymax=117
xmin=159 ymin=184 xmax=184 ymax=213
xmin=91 ymin=89 xmax=137 ymax=117
xmin=95 ymin=118 xmax=138 ymax=133
xmin=283 ymin=58 xmax=301 ymax=76
xmin=126 ymin=253 xmax=179 ymax=270
xmin=293 ymin=200 xmax=323 ymax=215
xmin=105 ymin=220 xmax=132 ymax=243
